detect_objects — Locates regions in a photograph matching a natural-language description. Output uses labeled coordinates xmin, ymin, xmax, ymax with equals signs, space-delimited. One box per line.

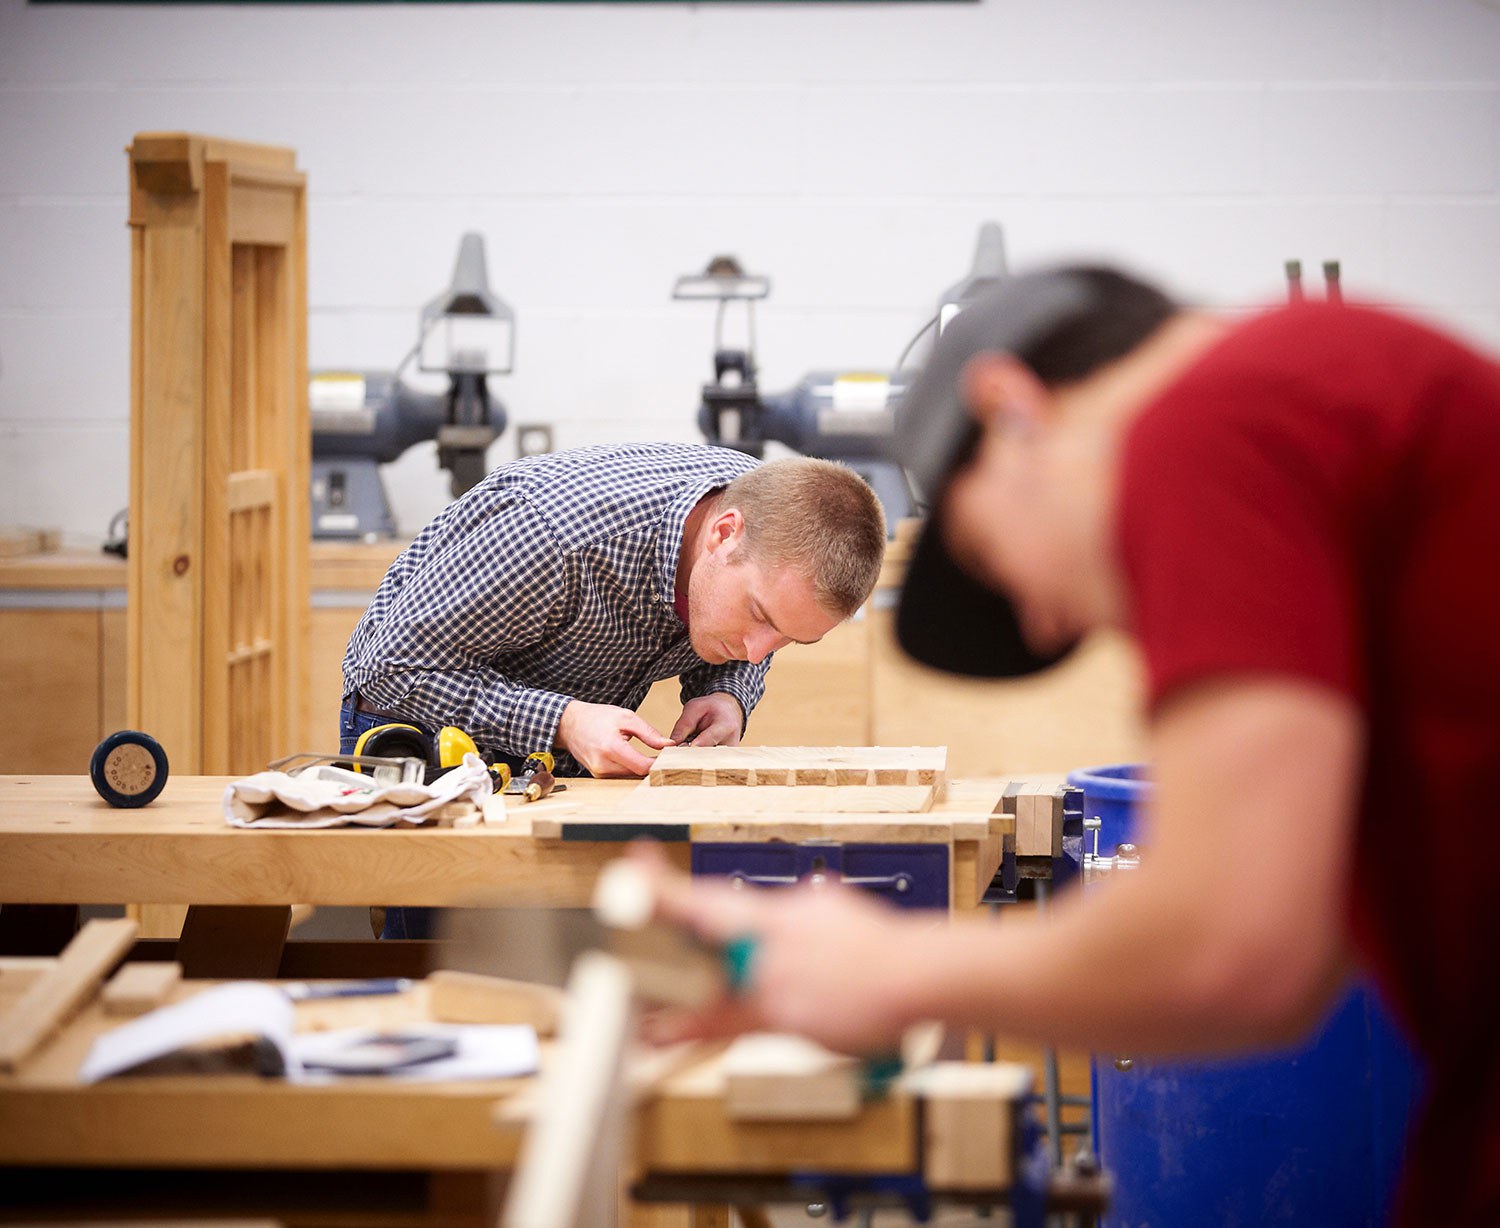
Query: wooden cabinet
xmin=0 ymin=544 xmax=396 ymax=774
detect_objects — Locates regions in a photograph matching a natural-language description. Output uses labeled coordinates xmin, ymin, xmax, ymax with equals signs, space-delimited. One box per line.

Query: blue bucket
xmin=1066 ymin=763 xmax=1424 ymax=1227
xmin=1065 ymin=762 xmax=1147 ymax=856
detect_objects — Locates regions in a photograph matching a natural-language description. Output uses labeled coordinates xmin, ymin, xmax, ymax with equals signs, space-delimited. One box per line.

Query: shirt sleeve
xmin=677 ymin=657 xmax=772 ymax=732
xmin=350 ymin=496 xmax=580 ymax=755
xmin=1119 ymin=360 xmax=1366 ymax=716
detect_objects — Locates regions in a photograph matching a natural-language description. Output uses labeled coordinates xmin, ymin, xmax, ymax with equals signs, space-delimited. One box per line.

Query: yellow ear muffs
xmin=353 ymin=723 xmax=432 ymax=775
xmin=434 ymin=725 xmax=480 ymax=771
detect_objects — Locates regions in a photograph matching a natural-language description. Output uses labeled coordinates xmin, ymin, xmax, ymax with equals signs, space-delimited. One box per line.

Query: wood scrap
xmin=102 ymin=960 xmax=182 ymax=1016
xmin=0 ymin=917 xmax=138 ymax=1071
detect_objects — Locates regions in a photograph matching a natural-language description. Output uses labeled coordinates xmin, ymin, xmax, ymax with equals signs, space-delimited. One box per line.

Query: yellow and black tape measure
xmin=90 ymin=730 xmax=169 ymax=808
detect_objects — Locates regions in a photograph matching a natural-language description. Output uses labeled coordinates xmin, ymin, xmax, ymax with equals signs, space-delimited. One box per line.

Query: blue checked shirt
xmin=342 ymin=443 xmax=771 ymax=772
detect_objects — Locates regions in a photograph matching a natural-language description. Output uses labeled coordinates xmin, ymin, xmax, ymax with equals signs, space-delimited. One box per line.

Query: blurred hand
xmin=556 ymin=701 xmax=671 ymax=778
xmin=669 ymin=693 xmax=744 ymax=748
xmin=625 ymin=842 xmax=924 ymax=1054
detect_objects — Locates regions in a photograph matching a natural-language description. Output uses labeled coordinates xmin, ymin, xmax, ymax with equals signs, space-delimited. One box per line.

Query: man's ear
xmin=704 ymin=506 xmax=746 ymax=558
xmin=960 ymin=353 xmax=1050 ymax=433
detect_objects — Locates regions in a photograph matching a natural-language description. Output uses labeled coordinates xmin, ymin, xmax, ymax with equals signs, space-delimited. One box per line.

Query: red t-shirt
xmin=1118 ymin=302 xmax=1500 ymax=1226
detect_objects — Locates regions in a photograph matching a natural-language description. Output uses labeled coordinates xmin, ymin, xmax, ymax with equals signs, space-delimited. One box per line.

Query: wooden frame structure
xmin=126 ymin=133 xmax=309 ymax=775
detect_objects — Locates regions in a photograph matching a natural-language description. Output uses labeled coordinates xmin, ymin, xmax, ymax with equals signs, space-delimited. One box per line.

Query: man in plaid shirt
xmin=340 ymin=442 xmax=886 ymax=780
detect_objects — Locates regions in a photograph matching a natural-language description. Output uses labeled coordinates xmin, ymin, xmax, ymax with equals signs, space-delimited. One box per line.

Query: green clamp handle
xmin=721 ymin=934 xmax=758 ymax=993
xmin=719 ymin=932 xmax=902 ymax=1100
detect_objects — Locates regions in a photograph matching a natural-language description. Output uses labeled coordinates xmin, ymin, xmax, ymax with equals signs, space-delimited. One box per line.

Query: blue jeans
xmin=339 ymin=698 xmax=435 ymax=941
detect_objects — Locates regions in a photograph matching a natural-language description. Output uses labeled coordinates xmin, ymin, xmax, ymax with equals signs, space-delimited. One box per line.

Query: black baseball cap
xmin=892 ymin=269 xmax=1097 ymax=678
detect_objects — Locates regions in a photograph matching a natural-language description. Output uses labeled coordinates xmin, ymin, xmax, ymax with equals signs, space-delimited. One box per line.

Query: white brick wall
xmin=0 ymin=0 xmax=1496 ymax=540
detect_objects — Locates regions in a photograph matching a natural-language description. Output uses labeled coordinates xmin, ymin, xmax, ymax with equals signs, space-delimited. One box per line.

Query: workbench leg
xmin=176 ymin=905 xmax=291 ymax=978
xmin=429 ymin=1170 xmax=510 ymax=1228
xmin=0 ymin=904 xmax=80 ymax=955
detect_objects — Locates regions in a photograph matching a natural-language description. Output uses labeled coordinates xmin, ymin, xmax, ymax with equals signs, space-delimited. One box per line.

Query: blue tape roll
xmin=90 ymin=730 xmax=169 ymax=808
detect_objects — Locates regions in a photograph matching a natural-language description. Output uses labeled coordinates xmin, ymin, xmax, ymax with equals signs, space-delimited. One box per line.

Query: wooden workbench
xmin=0 ymin=773 xmax=1010 ymax=977
xmin=0 ymin=970 xmax=1099 ymax=1228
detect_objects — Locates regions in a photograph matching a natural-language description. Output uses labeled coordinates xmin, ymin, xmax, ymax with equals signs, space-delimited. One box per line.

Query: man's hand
xmin=625 ymin=842 xmax=921 ymax=1055
xmin=556 ymin=700 xmax=672 ymax=778
xmin=670 ymin=692 xmax=743 ymax=747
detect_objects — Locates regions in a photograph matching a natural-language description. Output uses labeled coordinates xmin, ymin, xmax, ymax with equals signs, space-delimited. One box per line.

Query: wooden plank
xmin=0 ymin=917 xmax=138 ymax=1071
xmin=130 ymin=214 xmax=204 ymax=771
xmin=503 ymin=951 xmax=635 ymax=1228
xmin=648 ymin=746 xmax=946 ymax=797
xmin=617 ymin=784 xmax=935 ymax=815
xmin=425 ymin=969 xmax=565 ymax=1035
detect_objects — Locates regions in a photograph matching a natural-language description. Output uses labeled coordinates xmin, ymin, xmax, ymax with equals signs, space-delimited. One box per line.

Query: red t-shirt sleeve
xmin=1118 ymin=322 xmax=1367 ymax=715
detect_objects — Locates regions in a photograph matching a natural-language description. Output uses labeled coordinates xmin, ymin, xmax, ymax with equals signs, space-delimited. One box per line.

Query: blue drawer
xmin=691 ymin=842 xmax=949 ymax=911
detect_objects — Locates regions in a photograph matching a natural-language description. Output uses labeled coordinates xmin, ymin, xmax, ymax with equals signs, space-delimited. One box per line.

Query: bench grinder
xmin=310 ymin=233 xmax=514 ymax=540
xmin=673 ymin=222 xmax=1010 ymax=531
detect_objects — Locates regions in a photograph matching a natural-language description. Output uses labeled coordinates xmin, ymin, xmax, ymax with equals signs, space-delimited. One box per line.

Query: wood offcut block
xmin=1009 ymin=777 xmax=1066 ymax=857
xmin=649 ymin=745 xmax=947 ymax=798
xmin=102 ymin=960 xmax=182 ymax=1015
xmin=424 ymin=969 xmax=565 ymax=1034
xmin=721 ymin=1033 xmax=862 ymax=1121
xmin=905 ymin=1060 xmax=1032 ymax=1190
xmin=0 ymin=526 xmax=60 ymax=559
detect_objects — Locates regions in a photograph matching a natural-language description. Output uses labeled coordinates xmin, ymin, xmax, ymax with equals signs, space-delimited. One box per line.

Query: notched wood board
xmin=649 ymin=746 xmax=947 ymax=798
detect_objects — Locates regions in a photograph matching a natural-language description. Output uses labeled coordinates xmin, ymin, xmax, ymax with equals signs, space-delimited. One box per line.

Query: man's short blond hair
xmin=720 ymin=457 xmax=886 ymax=617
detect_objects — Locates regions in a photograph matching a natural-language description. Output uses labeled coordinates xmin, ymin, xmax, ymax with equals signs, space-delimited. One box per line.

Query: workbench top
xmin=0 ymin=773 xmax=1010 ymax=910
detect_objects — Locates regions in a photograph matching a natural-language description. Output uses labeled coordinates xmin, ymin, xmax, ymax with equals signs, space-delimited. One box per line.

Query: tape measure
xmin=90 ymin=730 xmax=169 ymax=808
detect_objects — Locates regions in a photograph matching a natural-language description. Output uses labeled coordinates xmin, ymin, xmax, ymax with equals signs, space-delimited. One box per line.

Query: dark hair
xmin=1018 ymin=267 xmax=1180 ymax=385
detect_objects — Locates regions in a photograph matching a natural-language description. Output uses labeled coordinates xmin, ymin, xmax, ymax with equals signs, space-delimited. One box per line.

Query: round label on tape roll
xmin=90 ymin=730 xmax=169 ymax=808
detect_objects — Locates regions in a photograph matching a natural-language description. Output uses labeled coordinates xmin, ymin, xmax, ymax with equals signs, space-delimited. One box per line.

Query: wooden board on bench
xmin=648 ymin=746 xmax=947 ymax=798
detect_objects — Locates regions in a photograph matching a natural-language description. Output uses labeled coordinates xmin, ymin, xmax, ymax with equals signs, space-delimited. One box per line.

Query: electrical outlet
xmin=516 ymin=424 xmax=554 ymax=457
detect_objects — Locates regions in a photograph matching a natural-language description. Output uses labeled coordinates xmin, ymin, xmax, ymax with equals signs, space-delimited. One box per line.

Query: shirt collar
xmin=655 ymin=477 xmax=723 ymax=615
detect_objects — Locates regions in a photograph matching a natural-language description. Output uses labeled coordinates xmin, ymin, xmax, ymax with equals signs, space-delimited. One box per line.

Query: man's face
xmin=940 ymin=416 xmax=1097 ymax=657
xmin=686 ymin=539 xmax=842 ymax=665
